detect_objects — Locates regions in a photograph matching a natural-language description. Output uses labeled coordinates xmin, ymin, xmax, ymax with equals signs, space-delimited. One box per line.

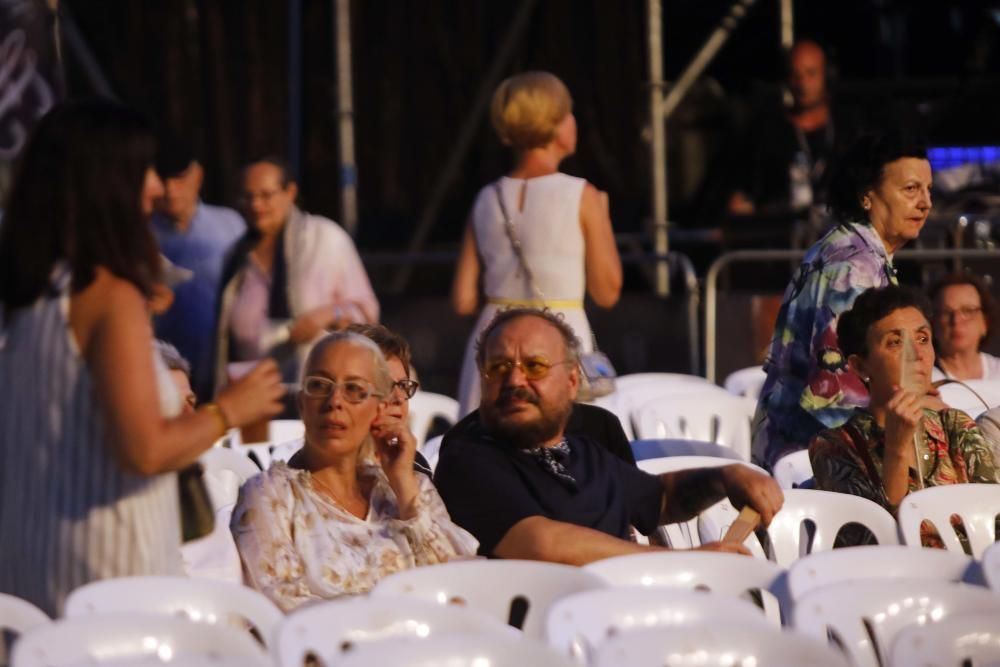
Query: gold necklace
xmin=310 ymin=473 xmax=367 ymax=516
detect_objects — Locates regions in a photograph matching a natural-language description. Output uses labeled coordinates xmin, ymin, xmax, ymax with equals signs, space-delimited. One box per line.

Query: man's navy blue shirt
xmin=435 ymin=406 xmax=663 ymax=556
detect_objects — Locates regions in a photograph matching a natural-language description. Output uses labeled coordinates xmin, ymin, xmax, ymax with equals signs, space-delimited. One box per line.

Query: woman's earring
xmin=862 ymin=198 xmax=872 ymax=211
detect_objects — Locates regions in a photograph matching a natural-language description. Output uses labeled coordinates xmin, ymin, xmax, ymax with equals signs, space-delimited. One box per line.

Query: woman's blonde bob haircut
xmin=490 ymin=71 xmax=572 ymax=152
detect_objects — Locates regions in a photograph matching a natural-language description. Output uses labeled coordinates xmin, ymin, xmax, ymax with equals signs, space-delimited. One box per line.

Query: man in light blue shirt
xmin=153 ymin=142 xmax=244 ymax=400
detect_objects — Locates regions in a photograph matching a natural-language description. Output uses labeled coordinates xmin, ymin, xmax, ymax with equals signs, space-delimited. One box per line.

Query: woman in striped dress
xmin=0 ymin=101 xmax=286 ymax=616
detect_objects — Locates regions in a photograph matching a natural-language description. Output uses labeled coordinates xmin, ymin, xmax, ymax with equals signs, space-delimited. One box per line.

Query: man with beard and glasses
xmin=434 ymin=309 xmax=784 ymax=564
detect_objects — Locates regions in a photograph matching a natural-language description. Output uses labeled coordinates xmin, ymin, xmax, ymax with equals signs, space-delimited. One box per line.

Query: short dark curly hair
xmin=837 ymin=285 xmax=932 ymax=359
xmin=928 ymin=273 xmax=996 ymax=345
xmin=474 ymin=308 xmax=582 ymax=370
xmin=828 ymin=127 xmax=928 ymax=222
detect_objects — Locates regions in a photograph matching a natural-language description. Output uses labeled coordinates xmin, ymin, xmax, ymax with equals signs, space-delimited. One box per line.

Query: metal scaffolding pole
xmin=780 ymin=0 xmax=794 ymax=49
xmin=333 ymin=0 xmax=358 ymax=236
xmin=288 ymin=0 xmax=303 ymax=182
xmin=647 ymin=0 xmax=757 ymax=296
xmin=647 ymin=0 xmax=669 ymax=297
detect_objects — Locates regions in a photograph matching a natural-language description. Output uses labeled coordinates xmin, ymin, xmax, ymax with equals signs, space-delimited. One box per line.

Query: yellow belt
xmin=486 ymin=297 xmax=583 ymax=309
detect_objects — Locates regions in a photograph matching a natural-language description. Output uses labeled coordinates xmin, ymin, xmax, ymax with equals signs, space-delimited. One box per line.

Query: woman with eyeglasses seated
xmin=929 ymin=274 xmax=1000 ymax=381
xmin=809 ymin=285 xmax=999 ymax=546
xmin=231 ymin=331 xmax=477 ymax=611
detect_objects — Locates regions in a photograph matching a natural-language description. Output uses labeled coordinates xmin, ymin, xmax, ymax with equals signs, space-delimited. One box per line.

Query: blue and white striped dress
xmin=0 ymin=268 xmax=182 ymax=616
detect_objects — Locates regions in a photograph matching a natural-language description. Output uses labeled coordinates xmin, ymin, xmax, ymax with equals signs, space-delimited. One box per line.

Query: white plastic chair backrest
xmin=546 ymin=587 xmax=771 ymax=664
xmin=269 ymin=419 xmax=305 ymax=445
xmin=794 ymin=579 xmax=1000 ymax=667
xmin=631 ymin=438 xmax=745 ymax=462
xmin=408 ymin=392 xmax=459 ymax=447
xmin=787 ymin=545 xmax=975 ymax=601
xmin=890 ymin=610 xmax=1000 ymax=667
xmin=276 ymin=597 xmax=515 ymax=667
xmin=583 ymin=551 xmax=785 ymax=626
xmin=181 ymin=448 xmax=258 ymax=584
xmin=593 ymin=623 xmax=851 ymax=667
xmin=983 ymin=540 xmax=1000 ymax=591
xmin=723 ymin=365 xmax=767 ymax=399
xmin=897 ymin=484 xmax=1000 ymax=558
xmin=632 ymin=394 xmax=754 ymax=460
xmin=587 ymin=392 xmax=635 ymax=440
xmin=0 ymin=593 xmax=49 ymax=640
xmin=614 ymin=373 xmax=714 ymax=393
xmin=369 ymin=560 xmax=606 ymax=640
xmin=334 ymin=632 xmax=577 ymax=667
xmin=938 ymin=379 xmax=1000 ymax=417
xmin=63 ymin=575 xmax=284 ymax=649
xmin=419 ymin=435 xmax=443 ymax=473
xmin=737 ymin=489 xmax=899 ymax=567
xmin=11 ymin=612 xmax=271 ymax=667
xmin=772 ymin=449 xmax=814 ymax=489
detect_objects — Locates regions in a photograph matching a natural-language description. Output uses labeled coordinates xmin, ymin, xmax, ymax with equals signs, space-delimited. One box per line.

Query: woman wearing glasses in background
xmin=929 ymin=274 xmax=1000 ymax=381
xmin=231 ymin=331 xmax=476 ymax=611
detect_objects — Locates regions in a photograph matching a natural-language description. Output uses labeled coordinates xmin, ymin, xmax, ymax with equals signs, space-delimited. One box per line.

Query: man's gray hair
xmin=155 ymin=339 xmax=190 ymax=376
xmin=474 ymin=307 xmax=582 ymax=369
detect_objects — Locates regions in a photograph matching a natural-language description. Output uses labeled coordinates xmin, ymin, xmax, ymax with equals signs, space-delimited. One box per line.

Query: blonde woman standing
xmin=452 ymin=71 xmax=622 ymax=416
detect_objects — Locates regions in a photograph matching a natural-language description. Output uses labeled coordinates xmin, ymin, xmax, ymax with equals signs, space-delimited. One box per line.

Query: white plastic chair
xmin=632 ymin=393 xmax=755 ymax=460
xmin=11 ymin=612 xmax=271 ymax=667
xmin=546 ymin=587 xmax=772 ymax=663
xmin=982 ymin=540 xmax=1000 ymax=591
xmin=408 ymin=391 xmax=459 ymax=447
xmin=334 ymin=632 xmax=578 ymax=667
xmin=787 ymin=545 xmax=976 ymax=602
xmin=938 ymin=379 xmax=1000 ymax=418
xmin=897 ymin=484 xmax=1000 ymax=558
xmin=0 ymin=593 xmax=49 ymax=661
xmin=419 ymin=435 xmax=443 ymax=473
xmin=890 ymin=611 xmax=1000 ymax=667
xmin=370 ymin=559 xmax=606 ymax=640
xmin=180 ymin=448 xmax=259 ymax=584
xmin=590 ymin=373 xmax=724 ymax=441
xmin=772 ymin=449 xmax=814 ymax=488
xmin=593 ymin=623 xmax=851 ymax=667
xmin=723 ymin=365 xmax=768 ymax=399
xmin=697 ymin=488 xmax=899 ymax=567
xmin=268 ymin=419 xmax=305 ymax=445
xmin=63 ymin=575 xmax=283 ymax=649
xmin=276 ymin=597 xmax=514 ymax=667
xmin=583 ymin=551 xmax=785 ymax=626
xmin=794 ymin=579 xmax=1000 ymax=667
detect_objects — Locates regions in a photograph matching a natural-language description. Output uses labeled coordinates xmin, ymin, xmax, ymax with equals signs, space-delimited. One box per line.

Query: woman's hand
xmin=288 ymin=306 xmax=338 ymax=344
xmin=216 ymin=359 xmax=286 ymax=428
xmin=370 ymin=409 xmax=420 ymax=518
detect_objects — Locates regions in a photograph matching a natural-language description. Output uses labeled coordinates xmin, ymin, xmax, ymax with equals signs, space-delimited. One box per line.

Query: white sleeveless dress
xmin=0 ymin=267 xmax=183 ymax=616
xmin=456 ymin=173 xmax=594 ymax=416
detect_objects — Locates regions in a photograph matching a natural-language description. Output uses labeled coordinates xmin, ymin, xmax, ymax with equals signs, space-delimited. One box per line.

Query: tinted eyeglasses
xmin=390 ymin=378 xmax=420 ymax=400
xmin=302 ymin=376 xmax=382 ymax=403
xmin=482 ymin=357 xmax=574 ymax=381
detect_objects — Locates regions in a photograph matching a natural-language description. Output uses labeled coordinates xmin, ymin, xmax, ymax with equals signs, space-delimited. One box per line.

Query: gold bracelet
xmin=201 ymin=403 xmax=231 ymax=437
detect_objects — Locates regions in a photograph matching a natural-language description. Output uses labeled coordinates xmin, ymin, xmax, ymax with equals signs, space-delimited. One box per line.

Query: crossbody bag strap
xmin=493 ymin=182 xmax=546 ymax=303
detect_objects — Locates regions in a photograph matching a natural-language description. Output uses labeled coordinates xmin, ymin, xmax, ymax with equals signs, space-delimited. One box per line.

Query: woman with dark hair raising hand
xmin=0 ymin=101 xmax=285 ymax=616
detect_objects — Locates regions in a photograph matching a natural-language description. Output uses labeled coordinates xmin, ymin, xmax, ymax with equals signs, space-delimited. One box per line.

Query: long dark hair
xmin=0 ymin=100 xmax=161 ymax=311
